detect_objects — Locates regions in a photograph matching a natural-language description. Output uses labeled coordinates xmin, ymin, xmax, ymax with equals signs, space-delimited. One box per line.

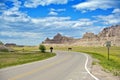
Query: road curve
xmin=0 ymin=51 xmax=99 ymax=80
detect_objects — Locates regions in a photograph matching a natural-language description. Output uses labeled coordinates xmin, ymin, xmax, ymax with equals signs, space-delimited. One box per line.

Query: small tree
xmin=39 ymin=45 xmax=46 ymax=53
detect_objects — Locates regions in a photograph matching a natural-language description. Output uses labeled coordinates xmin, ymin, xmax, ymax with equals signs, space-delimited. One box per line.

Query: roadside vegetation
xmin=72 ymin=46 xmax=120 ymax=76
xmin=1 ymin=45 xmax=119 ymax=76
xmin=45 ymin=45 xmax=120 ymax=76
xmin=12 ymin=46 xmax=38 ymax=52
xmin=39 ymin=45 xmax=46 ymax=53
xmin=0 ymin=46 xmax=56 ymax=69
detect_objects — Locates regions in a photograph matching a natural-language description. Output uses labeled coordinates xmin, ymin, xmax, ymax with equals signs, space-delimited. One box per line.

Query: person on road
xmin=50 ymin=47 xmax=53 ymax=53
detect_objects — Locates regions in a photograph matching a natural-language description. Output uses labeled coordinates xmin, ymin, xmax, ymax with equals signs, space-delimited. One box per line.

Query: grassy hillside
xmin=12 ymin=46 xmax=39 ymax=52
xmin=0 ymin=46 xmax=56 ymax=69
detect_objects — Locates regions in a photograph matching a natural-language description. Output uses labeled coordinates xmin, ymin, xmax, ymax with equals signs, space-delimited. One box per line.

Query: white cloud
xmin=1 ymin=0 xmax=113 ymax=45
xmin=112 ymin=8 xmax=120 ymax=14
xmin=0 ymin=10 xmax=95 ymax=30
xmin=31 ymin=17 xmax=73 ymax=28
xmin=57 ymin=9 xmax=66 ymax=12
xmin=73 ymin=0 xmax=120 ymax=12
xmin=24 ymin=0 xmax=68 ymax=8
xmin=31 ymin=17 xmax=71 ymax=24
xmin=94 ymin=8 xmax=120 ymax=25
xmin=72 ymin=19 xmax=94 ymax=28
xmin=0 ymin=3 xmax=7 ymax=12
xmin=48 ymin=8 xmax=66 ymax=16
xmin=94 ymin=14 xmax=120 ymax=25
xmin=11 ymin=0 xmax=21 ymax=11
xmin=1 ymin=1 xmax=30 ymax=22
xmin=50 ymin=8 xmax=66 ymax=12
xmin=1 ymin=11 xmax=30 ymax=22
xmin=30 ymin=17 xmax=96 ymax=29
xmin=0 ymin=0 xmax=30 ymax=22
xmin=48 ymin=11 xmax=58 ymax=16
xmin=0 ymin=0 xmax=22 ymax=11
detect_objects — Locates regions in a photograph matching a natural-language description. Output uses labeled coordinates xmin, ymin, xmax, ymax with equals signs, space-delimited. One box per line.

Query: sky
xmin=0 ymin=0 xmax=120 ymax=45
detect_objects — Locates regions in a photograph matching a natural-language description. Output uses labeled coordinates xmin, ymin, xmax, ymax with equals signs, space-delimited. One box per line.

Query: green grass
xmin=73 ymin=46 xmax=120 ymax=76
xmin=0 ymin=51 xmax=56 ymax=69
xmin=45 ymin=45 xmax=120 ymax=76
xmin=76 ymin=46 xmax=120 ymax=76
xmin=12 ymin=46 xmax=39 ymax=52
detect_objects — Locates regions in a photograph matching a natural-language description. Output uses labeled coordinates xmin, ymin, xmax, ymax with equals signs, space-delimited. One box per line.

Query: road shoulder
xmin=91 ymin=59 xmax=120 ymax=80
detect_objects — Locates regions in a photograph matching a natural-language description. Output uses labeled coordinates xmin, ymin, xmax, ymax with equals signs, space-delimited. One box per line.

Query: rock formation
xmin=75 ymin=25 xmax=120 ymax=46
xmin=43 ymin=25 xmax=120 ymax=46
xmin=5 ymin=43 xmax=17 ymax=47
xmin=98 ymin=25 xmax=120 ymax=38
xmin=43 ymin=33 xmax=76 ymax=44
xmin=0 ymin=41 xmax=14 ymax=52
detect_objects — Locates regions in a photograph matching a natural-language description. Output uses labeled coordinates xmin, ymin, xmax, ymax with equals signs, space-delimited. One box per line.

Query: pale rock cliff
xmin=43 ymin=25 xmax=120 ymax=46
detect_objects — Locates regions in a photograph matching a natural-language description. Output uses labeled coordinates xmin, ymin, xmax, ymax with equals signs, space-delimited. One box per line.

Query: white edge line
xmin=84 ymin=54 xmax=100 ymax=80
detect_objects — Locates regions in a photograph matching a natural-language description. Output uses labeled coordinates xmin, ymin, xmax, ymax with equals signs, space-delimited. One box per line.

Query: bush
xmin=39 ymin=45 xmax=46 ymax=53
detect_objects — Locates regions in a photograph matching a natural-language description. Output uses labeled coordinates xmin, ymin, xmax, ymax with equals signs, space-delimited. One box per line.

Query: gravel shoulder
xmin=91 ymin=59 xmax=120 ymax=80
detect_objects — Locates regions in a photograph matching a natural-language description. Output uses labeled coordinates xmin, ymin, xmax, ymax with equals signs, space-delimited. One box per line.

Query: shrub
xmin=39 ymin=45 xmax=46 ymax=53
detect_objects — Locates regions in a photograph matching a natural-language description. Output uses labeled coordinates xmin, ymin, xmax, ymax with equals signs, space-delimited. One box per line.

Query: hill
xmin=42 ymin=33 xmax=77 ymax=44
xmin=0 ymin=41 xmax=13 ymax=52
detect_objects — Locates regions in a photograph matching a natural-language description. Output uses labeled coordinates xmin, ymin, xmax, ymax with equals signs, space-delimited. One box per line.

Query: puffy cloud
xmin=0 ymin=0 xmax=21 ymax=11
xmin=50 ymin=8 xmax=66 ymax=12
xmin=24 ymin=0 xmax=68 ymax=8
xmin=31 ymin=17 xmax=71 ymax=24
xmin=30 ymin=17 xmax=95 ymax=29
xmin=94 ymin=8 xmax=120 ymax=25
xmin=94 ymin=14 xmax=120 ymax=25
xmin=30 ymin=17 xmax=73 ymax=29
xmin=1 ymin=11 xmax=30 ymax=22
xmin=48 ymin=11 xmax=58 ymax=16
xmin=0 ymin=3 xmax=7 ymax=12
xmin=48 ymin=8 xmax=66 ymax=16
xmin=11 ymin=0 xmax=21 ymax=11
xmin=0 ymin=0 xmax=30 ymax=22
xmin=72 ymin=19 xmax=94 ymax=28
xmin=73 ymin=0 xmax=120 ymax=12
xmin=112 ymin=8 xmax=120 ymax=14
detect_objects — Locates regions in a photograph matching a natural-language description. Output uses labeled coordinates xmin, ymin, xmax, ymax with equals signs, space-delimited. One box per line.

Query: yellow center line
xmin=8 ymin=54 xmax=72 ymax=80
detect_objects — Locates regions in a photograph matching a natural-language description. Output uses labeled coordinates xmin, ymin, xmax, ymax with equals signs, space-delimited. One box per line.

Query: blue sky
xmin=0 ymin=0 xmax=120 ymax=45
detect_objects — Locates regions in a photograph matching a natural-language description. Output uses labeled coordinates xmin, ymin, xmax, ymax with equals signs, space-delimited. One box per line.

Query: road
xmin=0 ymin=51 xmax=99 ymax=80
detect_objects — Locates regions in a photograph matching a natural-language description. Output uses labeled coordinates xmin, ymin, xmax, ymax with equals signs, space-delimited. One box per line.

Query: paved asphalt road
xmin=0 ymin=51 xmax=99 ymax=80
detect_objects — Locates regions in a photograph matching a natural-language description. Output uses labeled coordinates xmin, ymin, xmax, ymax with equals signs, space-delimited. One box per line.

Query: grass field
xmin=0 ymin=46 xmax=56 ymax=69
xmin=12 ymin=46 xmax=39 ymax=52
xmin=45 ymin=45 xmax=120 ymax=76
